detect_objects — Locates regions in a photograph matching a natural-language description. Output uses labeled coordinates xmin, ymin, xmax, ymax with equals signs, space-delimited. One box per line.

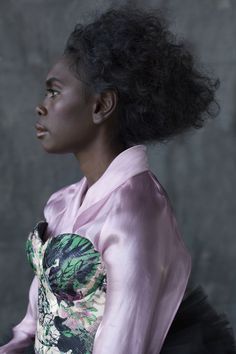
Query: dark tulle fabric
xmin=1 ymin=287 xmax=235 ymax=354
xmin=160 ymin=286 xmax=236 ymax=354
xmin=24 ymin=345 xmax=35 ymax=354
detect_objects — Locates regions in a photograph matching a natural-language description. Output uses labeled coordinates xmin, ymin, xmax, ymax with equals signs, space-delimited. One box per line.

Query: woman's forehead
xmin=46 ymin=58 xmax=78 ymax=86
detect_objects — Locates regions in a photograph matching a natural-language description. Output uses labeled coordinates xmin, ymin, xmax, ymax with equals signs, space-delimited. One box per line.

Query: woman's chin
xmin=42 ymin=146 xmax=67 ymax=154
xmin=39 ymin=142 xmax=69 ymax=154
xmin=36 ymin=134 xmax=74 ymax=154
xmin=37 ymin=134 xmax=61 ymax=153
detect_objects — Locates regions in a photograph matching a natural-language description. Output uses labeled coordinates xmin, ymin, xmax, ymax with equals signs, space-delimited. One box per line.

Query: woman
xmin=0 ymin=5 xmax=235 ymax=354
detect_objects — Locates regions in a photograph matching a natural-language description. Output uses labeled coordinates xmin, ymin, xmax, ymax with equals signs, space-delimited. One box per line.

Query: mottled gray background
xmin=0 ymin=0 xmax=235 ymax=341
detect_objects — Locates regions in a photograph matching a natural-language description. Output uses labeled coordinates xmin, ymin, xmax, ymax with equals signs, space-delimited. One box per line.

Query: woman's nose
xmin=35 ymin=104 xmax=48 ymax=116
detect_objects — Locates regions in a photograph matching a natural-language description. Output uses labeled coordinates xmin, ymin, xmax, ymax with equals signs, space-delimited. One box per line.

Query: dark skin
xmin=35 ymin=56 xmax=126 ymax=194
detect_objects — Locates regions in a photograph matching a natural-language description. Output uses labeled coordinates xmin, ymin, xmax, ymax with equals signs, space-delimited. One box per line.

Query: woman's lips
xmin=35 ymin=122 xmax=49 ymax=138
xmin=35 ymin=122 xmax=47 ymax=131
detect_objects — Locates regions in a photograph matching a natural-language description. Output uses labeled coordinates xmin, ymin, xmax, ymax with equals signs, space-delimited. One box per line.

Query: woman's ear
xmin=92 ymin=89 xmax=118 ymax=124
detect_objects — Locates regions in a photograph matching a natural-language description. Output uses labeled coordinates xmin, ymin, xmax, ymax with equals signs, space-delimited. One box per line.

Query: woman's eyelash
xmin=45 ymin=88 xmax=60 ymax=98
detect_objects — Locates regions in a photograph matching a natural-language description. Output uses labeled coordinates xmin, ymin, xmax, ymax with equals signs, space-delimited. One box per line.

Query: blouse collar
xmin=78 ymin=144 xmax=149 ymax=214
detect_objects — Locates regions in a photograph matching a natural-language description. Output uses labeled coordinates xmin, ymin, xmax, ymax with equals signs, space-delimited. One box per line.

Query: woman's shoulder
xmin=116 ymin=170 xmax=171 ymax=212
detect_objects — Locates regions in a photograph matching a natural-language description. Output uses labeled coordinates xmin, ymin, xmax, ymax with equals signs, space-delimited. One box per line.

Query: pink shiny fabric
xmin=0 ymin=144 xmax=191 ymax=354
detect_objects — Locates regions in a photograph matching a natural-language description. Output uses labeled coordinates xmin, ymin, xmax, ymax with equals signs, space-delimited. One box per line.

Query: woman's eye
xmin=45 ymin=88 xmax=60 ymax=98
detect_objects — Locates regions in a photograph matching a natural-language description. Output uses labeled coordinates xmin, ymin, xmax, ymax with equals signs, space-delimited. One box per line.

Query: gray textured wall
xmin=0 ymin=0 xmax=235 ymax=340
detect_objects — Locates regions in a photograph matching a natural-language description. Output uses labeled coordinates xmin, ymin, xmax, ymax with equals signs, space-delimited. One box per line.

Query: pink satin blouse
xmin=0 ymin=144 xmax=191 ymax=354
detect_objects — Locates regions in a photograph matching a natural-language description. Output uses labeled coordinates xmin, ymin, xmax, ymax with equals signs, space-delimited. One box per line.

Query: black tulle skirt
xmin=1 ymin=286 xmax=236 ymax=353
xmin=160 ymin=286 xmax=236 ymax=354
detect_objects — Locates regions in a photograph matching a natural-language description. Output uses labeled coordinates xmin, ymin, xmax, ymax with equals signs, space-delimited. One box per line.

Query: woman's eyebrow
xmin=45 ymin=77 xmax=64 ymax=86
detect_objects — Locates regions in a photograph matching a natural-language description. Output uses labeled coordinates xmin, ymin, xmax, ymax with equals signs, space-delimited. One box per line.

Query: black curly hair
xmin=63 ymin=5 xmax=220 ymax=146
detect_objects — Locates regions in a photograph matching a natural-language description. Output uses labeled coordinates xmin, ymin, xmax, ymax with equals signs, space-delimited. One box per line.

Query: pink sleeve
xmin=0 ymin=276 xmax=38 ymax=354
xmin=92 ymin=182 xmax=191 ymax=354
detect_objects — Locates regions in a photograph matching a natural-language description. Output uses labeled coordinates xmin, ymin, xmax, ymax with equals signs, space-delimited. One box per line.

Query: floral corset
xmin=26 ymin=221 xmax=107 ymax=354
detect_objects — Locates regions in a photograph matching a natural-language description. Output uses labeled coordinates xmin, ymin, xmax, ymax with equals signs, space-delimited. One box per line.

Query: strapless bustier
xmin=25 ymin=221 xmax=107 ymax=354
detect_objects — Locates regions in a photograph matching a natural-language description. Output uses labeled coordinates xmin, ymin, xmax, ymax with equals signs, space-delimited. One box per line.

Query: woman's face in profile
xmin=35 ymin=57 xmax=97 ymax=154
